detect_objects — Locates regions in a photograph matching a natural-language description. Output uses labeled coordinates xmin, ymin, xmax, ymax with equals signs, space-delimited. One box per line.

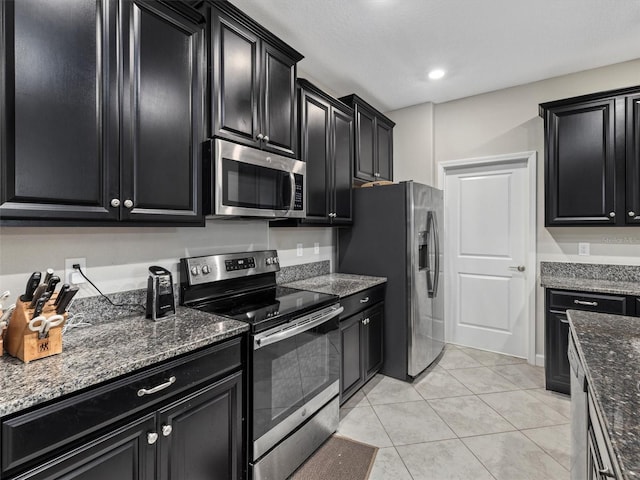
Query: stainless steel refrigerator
xmin=338 ymin=181 xmax=444 ymax=380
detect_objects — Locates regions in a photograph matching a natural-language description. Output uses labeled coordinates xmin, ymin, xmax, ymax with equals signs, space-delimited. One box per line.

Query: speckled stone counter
xmin=540 ymin=261 xmax=640 ymax=296
xmin=283 ymin=273 xmax=386 ymax=298
xmin=0 ymin=306 xmax=248 ymax=417
xmin=567 ymin=309 xmax=640 ymax=479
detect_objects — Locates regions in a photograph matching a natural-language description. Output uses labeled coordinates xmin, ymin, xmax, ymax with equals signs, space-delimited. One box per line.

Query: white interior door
xmin=444 ymin=158 xmax=531 ymax=358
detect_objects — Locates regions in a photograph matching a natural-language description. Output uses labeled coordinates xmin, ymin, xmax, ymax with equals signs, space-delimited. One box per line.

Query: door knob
xmin=509 ymin=265 xmax=526 ymax=272
xmin=123 ymin=199 xmax=134 ymax=209
xmin=147 ymin=432 xmax=158 ymax=444
xmin=257 ymin=133 xmax=264 ymax=140
xmin=629 ymin=211 xmax=636 ymax=217
xmin=110 ymin=198 xmax=121 ymax=208
xmin=162 ymin=424 xmax=173 ymax=437
xmin=609 ymin=212 xmax=615 ymax=217
xmin=263 ymin=135 xmax=269 ymax=143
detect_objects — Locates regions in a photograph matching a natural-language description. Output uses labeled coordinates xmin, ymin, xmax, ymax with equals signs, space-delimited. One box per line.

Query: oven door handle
xmin=254 ymin=306 xmax=344 ymax=350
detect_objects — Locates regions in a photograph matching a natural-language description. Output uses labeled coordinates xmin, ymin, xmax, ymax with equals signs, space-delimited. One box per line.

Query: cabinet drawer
xmin=2 ymin=337 xmax=242 ymax=474
xmin=547 ymin=290 xmax=628 ymax=315
xmin=340 ymin=284 xmax=385 ymax=319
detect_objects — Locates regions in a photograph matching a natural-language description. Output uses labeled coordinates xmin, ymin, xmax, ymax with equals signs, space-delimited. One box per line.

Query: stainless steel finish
xmin=253 ymin=305 xmax=343 ymax=350
xmin=257 ymin=133 xmax=264 ymax=140
xmin=569 ymin=332 xmax=587 ymax=480
xmin=147 ymin=432 xmax=158 ymax=445
xmin=137 ymin=376 xmax=176 ymax=397
xmin=509 ymin=265 xmax=526 ymax=272
xmin=162 ymin=424 xmax=172 ymax=437
xmin=110 ymin=198 xmax=120 ymax=207
xmin=123 ymin=199 xmax=133 ymax=208
xmin=629 ymin=211 xmax=635 ymax=217
xmin=212 ymin=138 xmax=306 ymax=218
xmin=574 ymin=300 xmax=598 ymax=307
xmin=183 ymin=250 xmax=280 ymax=286
xmin=253 ymin=381 xmax=339 ymax=460
xmin=360 ymin=296 xmax=370 ymax=304
xmin=408 ymin=182 xmax=444 ymax=377
xmin=252 ymin=396 xmax=339 ymax=480
xmin=609 ymin=212 xmax=616 ymax=217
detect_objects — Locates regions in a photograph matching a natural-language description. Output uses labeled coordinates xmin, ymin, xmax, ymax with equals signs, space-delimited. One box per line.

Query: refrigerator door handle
xmin=426 ymin=211 xmax=440 ymax=298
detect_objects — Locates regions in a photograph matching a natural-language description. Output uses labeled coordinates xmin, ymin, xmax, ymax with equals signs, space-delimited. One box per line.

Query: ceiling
xmin=229 ymin=0 xmax=640 ymax=112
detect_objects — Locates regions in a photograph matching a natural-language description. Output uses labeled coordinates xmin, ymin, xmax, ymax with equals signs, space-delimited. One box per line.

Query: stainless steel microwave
xmin=206 ymin=139 xmax=306 ymax=218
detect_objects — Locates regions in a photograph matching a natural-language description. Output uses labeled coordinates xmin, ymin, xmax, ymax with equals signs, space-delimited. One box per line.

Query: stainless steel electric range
xmin=180 ymin=250 xmax=342 ymax=480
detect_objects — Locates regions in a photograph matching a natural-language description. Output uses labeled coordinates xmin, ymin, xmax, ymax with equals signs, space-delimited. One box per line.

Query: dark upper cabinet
xmin=540 ymin=85 xmax=640 ymax=226
xmin=209 ymin=3 xmax=302 ymax=158
xmin=0 ymin=0 xmax=205 ymax=225
xmin=339 ymin=94 xmax=395 ymax=183
xmin=297 ymin=79 xmax=353 ymax=225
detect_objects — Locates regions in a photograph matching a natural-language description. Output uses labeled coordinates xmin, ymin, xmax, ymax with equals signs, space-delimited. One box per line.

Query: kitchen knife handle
xmin=29 ymin=285 xmax=47 ymax=308
xmin=46 ymin=276 xmax=61 ymax=293
xmin=56 ymin=287 xmax=78 ymax=314
xmin=32 ymin=297 xmax=47 ymax=319
xmin=54 ymin=284 xmax=70 ymax=306
xmin=21 ymin=272 xmax=42 ymax=303
xmin=43 ymin=268 xmax=54 ymax=284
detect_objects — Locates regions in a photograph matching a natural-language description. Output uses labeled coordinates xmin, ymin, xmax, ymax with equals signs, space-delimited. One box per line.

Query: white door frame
xmin=438 ymin=151 xmax=537 ymax=365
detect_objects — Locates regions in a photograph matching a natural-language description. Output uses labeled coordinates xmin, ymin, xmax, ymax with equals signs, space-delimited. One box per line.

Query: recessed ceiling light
xmin=428 ymin=69 xmax=446 ymax=80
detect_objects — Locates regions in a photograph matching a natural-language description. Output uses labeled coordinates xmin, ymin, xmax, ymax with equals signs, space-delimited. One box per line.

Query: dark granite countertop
xmin=540 ymin=275 xmax=640 ymax=296
xmin=0 ymin=306 xmax=248 ymax=417
xmin=567 ymin=309 xmax=640 ymax=479
xmin=283 ymin=273 xmax=386 ymax=298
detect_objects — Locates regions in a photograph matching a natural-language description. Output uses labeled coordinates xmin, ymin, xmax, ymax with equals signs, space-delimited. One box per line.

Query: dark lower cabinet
xmin=0 ymin=0 xmax=205 ymax=225
xmin=2 ymin=338 xmax=244 ymax=480
xmin=340 ymin=299 xmax=384 ymax=404
xmin=545 ymin=288 xmax=632 ymax=394
xmin=540 ymin=85 xmax=640 ymax=226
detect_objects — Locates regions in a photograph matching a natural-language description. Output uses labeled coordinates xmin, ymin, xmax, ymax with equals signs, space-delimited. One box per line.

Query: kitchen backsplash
xmin=276 ymin=261 xmax=330 ymax=284
xmin=540 ymin=261 xmax=640 ymax=282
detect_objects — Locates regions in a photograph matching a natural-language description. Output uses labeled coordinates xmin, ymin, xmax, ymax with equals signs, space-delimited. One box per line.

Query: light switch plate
xmin=578 ymin=242 xmax=590 ymax=256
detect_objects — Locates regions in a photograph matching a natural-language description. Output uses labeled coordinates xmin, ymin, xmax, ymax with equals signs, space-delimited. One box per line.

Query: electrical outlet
xmin=65 ymin=258 xmax=87 ymax=285
xmin=314 ymin=242 xmax=320 ymax=255
xmin=578 ymin=242 xmax=590 ymax=256
xmin=296 ymin=243 xmax=304 ymax=257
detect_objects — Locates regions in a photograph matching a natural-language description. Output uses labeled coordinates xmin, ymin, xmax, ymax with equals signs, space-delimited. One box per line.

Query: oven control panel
xmin=180 ymin=250 xmax=280 ymax=286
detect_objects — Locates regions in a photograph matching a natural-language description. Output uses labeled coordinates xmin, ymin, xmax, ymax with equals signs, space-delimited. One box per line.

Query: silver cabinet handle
xmin=629 ymin=211 xmax=636 ymax=217
xmin=360 ymin=296 xmax=370 ymax=304
xmin=598 ymin=467 xmax=616 ymax=478
xmin=123 ymin=199 xmax=134 ymax=209
xmin=147 ymin=432 xmax=158 ymax=444
xmin=559 ymin=317 xmax=570 ymax=324
xmin=361 ymin=318 xmax=369 ymax=325
xmin=162 ymin=424 xmax=173 ymax=437
xmin=257 ymin=133 xmax=264 ymax=140
xmin=137 ymin=376 xmax=176 ymax=397
xmin=509 ymin=265 xmax=526 ymax=272
xmin=263 ymin=135 xmax=269 ymax=143
xmin=609 ymin=212 xmax=616 ymax=217
xmin=573 ymin=300 xmax=598 ymax=307
xmin=110 ymin=198 xmax=121 ymax=208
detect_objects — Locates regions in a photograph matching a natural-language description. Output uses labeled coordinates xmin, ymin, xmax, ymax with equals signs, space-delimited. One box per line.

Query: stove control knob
xmin=274 ymin=256 xmax=279 ymax=264
xmin=190 ymin=266 xmax=199 ymax=276
xmin=266 ymin=257 xmax=273 ymax=265
xmin=202 ymin=265 xmax=210 ymax=274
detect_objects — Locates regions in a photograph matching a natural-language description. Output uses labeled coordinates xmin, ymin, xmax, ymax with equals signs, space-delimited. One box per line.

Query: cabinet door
xmin=261 ymin=43 xmax=297 ymax=157
xmin=376 ymin=119 xmax=393 ymax=181
xmin=544 ymin=310 xmax=570 ymax=394
xmin=11 ymin=415 xmax=156 ymax=480
xmin=340 ymin=313 xmax=365 ymax=402
xmin=158 ymin=372 xmax=243 ymax=480
xmin=211 ymin=10 xmax=260 ymax=149
xmin=300 ymin=91 xmax=330 ymax=221
xmin=0 ymin=0 xmax=118 ymax=221
xmin=364 ymin=303 xmax=384 ymax=381
xmin=545 ymin=99 xmax=617 ymax=225
xmin=626 ymin=93 xmax=640 ymax=225
xmin=120 ymin=1 xmax=204 ymax=224
xmin=354 ymin=107 xmax=376 ymax=182
xmin=332 ymin=107 xmax=353 ymax=224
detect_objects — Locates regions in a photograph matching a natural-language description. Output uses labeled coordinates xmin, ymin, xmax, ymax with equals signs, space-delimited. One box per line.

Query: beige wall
xmin=386 ymin=102 xmax=435 ymax=185
xmin=430 ymin=58 xmax=640 ymax=360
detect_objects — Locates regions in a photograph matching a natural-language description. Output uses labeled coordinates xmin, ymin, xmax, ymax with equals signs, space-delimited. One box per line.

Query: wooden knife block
xmin=5 ymin=297 xmax=67 ymax=363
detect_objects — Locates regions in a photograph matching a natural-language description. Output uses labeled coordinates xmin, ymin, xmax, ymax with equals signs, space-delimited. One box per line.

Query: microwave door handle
xmin=288 ymin=172 xmax=296 ymax=212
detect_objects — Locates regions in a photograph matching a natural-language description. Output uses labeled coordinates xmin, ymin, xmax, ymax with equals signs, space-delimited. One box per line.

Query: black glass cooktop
xmin=193 ymin=286 xmax=339 ymax=333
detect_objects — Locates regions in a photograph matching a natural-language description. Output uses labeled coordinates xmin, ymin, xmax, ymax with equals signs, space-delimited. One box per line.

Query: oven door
xmin=212 ymin=138 xmax=306 ymax=218
xmin=251 ymin=304 xmax=342 ymax=460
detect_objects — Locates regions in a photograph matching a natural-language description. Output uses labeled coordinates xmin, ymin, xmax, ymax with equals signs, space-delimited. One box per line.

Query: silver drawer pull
xmin=559 ymin=317 xmax=570 ymax=324
xmin=573 ymin=300 xmax=598 ymax=307
xmin=137 ymin=376 xmax=176 ymax=397
xmin=598 ymin=467 xmax=616 ymax=478
xmin=360 ymin=297 xmax=370 ymax=304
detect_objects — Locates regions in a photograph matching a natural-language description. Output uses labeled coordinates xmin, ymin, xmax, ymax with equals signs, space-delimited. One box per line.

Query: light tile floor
xmin=337 ymin=344 xmax=571 ymax=480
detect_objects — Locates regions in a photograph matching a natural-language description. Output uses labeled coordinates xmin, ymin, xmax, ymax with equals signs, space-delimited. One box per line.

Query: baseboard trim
xmin=535 ymin=354 xmax=545 ymax=367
